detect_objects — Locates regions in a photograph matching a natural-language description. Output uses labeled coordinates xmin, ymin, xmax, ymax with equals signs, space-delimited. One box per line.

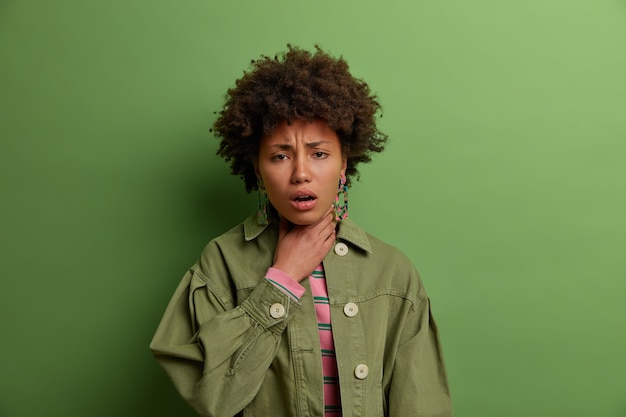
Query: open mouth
xmin=290 ymin=191 xmax=318 ymax=210
xmin=293 ymin=195 xmax=315 ymax=202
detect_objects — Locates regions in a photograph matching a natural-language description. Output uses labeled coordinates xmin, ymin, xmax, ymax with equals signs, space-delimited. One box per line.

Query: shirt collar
xmin=243 ymin=213 xmax=372 ymax=254
xmin=243 ymin=213 xmax=270 ymax=241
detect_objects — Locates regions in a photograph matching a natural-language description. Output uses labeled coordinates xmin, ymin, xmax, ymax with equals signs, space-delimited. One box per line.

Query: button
xmin=354 ymin=364 xmax=369 ymax=379
xmin=334 ymin=242 xmax=348 ymax=256
xmin=344 ymin=302 xmax=359 ymax=317
xmin=269 ymin=303 xmax=286 ymax=318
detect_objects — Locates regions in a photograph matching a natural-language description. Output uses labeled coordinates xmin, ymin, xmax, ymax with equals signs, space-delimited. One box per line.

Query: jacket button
xmin=354 ymin=364 xmax=369 ymax=379
xmin=269 ymin=303 xmax=286 ymax=318
xmin=343 ymin=302 xmax=359 ymax=317
xmin=334 ymin=242 xmax=348 ymax=256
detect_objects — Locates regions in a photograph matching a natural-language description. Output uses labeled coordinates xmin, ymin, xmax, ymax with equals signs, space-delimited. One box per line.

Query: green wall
xmin=1 ymin=1 xmax=625 ymax=416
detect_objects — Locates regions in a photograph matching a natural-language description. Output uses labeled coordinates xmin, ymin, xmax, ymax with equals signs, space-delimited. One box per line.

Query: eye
xmin=271 ymin=154 xmax=288 ymax=161
xmin=313 ymin=151 xmax=328 ymax=159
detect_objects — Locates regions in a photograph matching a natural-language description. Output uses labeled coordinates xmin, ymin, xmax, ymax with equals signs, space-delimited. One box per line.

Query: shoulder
xmin=209 ymin=221 xmax=247 ymax=247
xmin=366 ymin=230 xmax=414 ymax=265
xmin=200 ymin=212 xmax=270 ymax=258
xmin=197 ymin=222 xmax=244 ymax=261
xmin=338 ymin=218 xmax=415 ymax=268
xmin=195 ymin=214 xmax=276 ymax=284
xmin=337 ymin=219 xmax=426 ymax=299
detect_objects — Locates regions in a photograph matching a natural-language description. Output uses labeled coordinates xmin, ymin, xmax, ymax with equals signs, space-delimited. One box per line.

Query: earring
xmin=335 ymin=172 xmax=348 ymax=221
xmin=257 ymin=178 xmax=268 ymax=226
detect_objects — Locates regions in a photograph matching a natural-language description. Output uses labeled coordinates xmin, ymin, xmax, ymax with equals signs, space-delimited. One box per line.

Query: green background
xmin=1 ymin=1 xmax=625 ymax=416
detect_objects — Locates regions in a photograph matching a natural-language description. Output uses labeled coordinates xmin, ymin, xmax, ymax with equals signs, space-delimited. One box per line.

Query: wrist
xmin=270 ymin=264 xmax=303 ymax=282
xmin=265 ymin=267 xmax=306 ymax=299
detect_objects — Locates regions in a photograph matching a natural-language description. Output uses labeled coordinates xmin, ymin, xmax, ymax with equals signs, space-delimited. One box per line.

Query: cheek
xmin=323 ymin=173 xmax=341 ymax=194
xmin=263 ymin=180 xmax=281 ymax=199
xmin=260 ymin=174 xmax=287 ymax=203
xmin=258 ymin=167 xmax=278 ymax=189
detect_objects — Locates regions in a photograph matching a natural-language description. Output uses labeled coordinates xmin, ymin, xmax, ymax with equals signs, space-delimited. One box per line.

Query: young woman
xmin=150 ymin=45 xmax=451 ymax=417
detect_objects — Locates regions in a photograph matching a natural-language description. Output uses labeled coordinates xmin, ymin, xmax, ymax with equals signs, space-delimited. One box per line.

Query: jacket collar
xmin=243 ymin=213 xmax=372 ymax=254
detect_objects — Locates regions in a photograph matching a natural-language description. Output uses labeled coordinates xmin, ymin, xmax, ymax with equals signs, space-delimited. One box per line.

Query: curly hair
xmin=212 ymin=45 xmax=388 ymax=192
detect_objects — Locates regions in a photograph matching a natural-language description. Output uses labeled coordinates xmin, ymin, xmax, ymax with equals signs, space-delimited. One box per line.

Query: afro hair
xmin=213 ymin=44 xmax=388 ymax=192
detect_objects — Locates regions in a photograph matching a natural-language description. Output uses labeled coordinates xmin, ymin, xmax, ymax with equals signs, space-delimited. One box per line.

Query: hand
xmin=272 ymin=206 xmax=337 ymax=282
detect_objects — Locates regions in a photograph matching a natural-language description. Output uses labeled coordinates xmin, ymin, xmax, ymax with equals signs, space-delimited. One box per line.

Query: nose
xmin=291 ymin=157 xmax=311 ymax=184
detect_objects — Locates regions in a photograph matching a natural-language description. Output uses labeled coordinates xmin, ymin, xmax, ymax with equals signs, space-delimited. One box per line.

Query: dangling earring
xmin=257 ymin=177 xmax=268 ymax=226
xmin=335 ymin=172 xmax=348 ymax=221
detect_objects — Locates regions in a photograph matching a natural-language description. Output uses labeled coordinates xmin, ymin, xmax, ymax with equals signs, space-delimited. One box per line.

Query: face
xmin=256 ymin=119 xmax=347 ymax=226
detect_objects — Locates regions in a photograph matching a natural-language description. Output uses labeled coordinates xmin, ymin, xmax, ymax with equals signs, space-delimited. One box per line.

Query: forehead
xmin=262 ymin=119 xmax=340 ymax=146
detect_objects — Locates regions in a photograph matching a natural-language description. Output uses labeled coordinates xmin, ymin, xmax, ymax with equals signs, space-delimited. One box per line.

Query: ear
xmin=341 ymin=158 xmax=347 ymax=174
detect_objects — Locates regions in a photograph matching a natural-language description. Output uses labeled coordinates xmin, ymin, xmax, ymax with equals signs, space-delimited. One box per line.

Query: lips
xmin=290 ymin=190 xmax=318 ymax=210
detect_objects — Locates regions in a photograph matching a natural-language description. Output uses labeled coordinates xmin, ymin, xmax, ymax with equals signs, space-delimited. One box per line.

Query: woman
xmin=150 ymin=45 xmax=451 ymax=417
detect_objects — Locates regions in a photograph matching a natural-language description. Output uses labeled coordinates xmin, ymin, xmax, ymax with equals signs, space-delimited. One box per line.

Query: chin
xmin=282 ymin=211 xmax=322 ymax=226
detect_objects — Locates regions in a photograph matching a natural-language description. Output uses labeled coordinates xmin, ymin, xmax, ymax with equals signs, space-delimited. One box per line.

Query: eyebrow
xmin=269 ymin=141 xmax=331 ymax=151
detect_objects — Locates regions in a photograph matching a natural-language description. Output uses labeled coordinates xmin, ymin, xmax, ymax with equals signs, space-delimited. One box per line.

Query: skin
xmin=255 ymin=119 xmax=347 ymax=282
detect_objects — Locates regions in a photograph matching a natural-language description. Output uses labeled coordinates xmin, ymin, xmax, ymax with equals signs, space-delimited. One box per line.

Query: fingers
xmin=320 ymin=205 xmax=337 ymax=238
xmin=310 ymin=204 xmax=334 ymax=225
xmin=311 ymin=204 xmax=336 ymax=230
xmin=272 ymin=206 xmax=338 ymax=282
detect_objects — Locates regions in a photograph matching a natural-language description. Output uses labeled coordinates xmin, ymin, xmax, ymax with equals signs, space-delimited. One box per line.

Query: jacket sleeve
xmin=388 ymin=292 xmax=452 ymax=417
xmin=149 ymin=261 xmax=300 ymax=417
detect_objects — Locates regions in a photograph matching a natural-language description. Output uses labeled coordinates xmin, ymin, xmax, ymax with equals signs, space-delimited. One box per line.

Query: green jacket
xmin=150 ymin=214 xmax=451 ymax=417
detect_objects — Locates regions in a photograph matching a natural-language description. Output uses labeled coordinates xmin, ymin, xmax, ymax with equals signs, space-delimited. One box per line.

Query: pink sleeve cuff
xmin=265 ymin=267 xmax=306 ymax=301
